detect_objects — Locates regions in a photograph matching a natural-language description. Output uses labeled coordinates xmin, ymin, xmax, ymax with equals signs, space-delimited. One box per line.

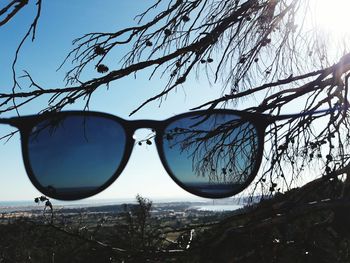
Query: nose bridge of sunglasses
xmin=128 ymin=119 xmax=163 ymax=130
xmin=127 ymin=119 xmax=163 ymax=143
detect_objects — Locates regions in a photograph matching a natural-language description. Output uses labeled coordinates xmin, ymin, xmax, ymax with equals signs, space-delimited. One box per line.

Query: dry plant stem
xmin=9 ymin=0 xmax=42 ymax=115
xmin=2 ymin=0 xmax=350 ymax=197
xmin=0 ymin=0 xmax=328 ymax=116
xmin=0 ymin=0 xmax=28 ymax=27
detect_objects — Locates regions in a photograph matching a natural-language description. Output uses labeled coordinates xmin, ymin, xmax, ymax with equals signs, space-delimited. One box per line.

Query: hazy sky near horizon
xmin=0 ymin=1 xmax=232 ymax=201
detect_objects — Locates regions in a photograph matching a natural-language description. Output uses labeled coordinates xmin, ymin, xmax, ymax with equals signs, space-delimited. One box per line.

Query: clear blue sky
xmin=0 ymin=1 xmax=229 ymax=201
xmin=0 ymin=1 xmax=343 ymax=202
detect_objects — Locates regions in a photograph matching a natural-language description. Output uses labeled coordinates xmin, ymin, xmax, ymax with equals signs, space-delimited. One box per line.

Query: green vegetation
xmin=1 ymin=179 xmax=350 ymax=262
xmin=188 ymin=178 xmax=350 ymax=263
xmin=0 ymin=195 xmax=228 ymax=262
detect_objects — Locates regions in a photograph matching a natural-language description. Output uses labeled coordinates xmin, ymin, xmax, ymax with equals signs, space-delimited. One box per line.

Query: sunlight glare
xmin=312 ymin=0 xmax=350 ymax=37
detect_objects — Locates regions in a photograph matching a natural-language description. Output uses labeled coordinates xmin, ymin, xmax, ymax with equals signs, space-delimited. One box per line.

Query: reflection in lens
xmin=162 ymin=113 xmax=259 ymax=197
xmin=27 ymin=115 xmax=127 ymax=199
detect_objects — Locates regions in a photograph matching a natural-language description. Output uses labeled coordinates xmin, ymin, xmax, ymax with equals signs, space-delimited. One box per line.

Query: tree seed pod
xmin=94 ymin=45 xmax=106 ymax=56
xmin=182 ymin=15 xmax=190 ymax=22
xmin=164 ymin=29 xmax=172 ymax=36
xmin=96 ymin=64 xmax=109 ymax=73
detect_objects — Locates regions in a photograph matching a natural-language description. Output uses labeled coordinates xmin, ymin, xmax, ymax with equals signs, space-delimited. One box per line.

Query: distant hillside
xmin=182 ymin=177 xmax=350 ymax=262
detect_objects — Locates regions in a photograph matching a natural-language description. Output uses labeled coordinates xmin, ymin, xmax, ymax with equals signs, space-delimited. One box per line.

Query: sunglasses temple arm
xmin=269 ymin=106 xmax=348 ymax=122
xmin=0 ymin=118 xmax=18 ymax=127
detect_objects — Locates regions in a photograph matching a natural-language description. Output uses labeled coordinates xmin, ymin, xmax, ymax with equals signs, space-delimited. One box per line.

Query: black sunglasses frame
xmin=0 ymin=109 xmax=310 ymax=200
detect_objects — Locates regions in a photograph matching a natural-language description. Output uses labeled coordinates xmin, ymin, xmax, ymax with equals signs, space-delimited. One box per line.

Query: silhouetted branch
xmin=9 ymin=0 xmax=42 ymax=115
xmin=0 ymin=0 xmax=29 ymax=27
xmin=3 ymin=0 xmax=350 ymax=199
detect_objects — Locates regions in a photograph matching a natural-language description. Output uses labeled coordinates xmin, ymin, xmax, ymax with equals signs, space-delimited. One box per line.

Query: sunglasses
xmin=0 ymin=109 xmax=332 ymax=200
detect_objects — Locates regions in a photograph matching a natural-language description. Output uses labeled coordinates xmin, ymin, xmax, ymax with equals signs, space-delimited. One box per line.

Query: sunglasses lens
xmin=162 ymin=112 xmax=261 ymax=198
xmin=26 ymin=114 xmax=127 ymax=200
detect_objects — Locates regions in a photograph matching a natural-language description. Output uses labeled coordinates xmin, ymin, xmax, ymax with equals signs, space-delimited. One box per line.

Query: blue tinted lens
xmin=162 ymin=113 xmax=260 ymax=197
xmin=27 ymin=115 xmax=127 ymax=199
